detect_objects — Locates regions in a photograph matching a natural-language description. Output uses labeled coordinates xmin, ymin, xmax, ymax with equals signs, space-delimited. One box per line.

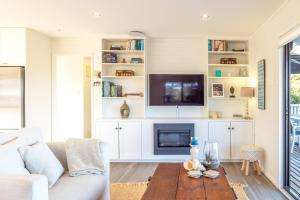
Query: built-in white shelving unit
xmin=208 ymin=51 xmax=248 ymax=55
xmin=208 ymin=64 xmax=249 ymax=67
xmin=207 ymin=39 xmax=250 ymax=118
xmin=95 ymin=37 xmax=146 ymax=119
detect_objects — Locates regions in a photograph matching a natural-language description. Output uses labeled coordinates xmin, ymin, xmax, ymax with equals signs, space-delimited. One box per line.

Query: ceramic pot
xmin=120 ymin=100 xmax=130 ymax=118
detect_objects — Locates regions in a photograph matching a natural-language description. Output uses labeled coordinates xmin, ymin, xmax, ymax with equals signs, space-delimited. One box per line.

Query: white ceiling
xmin=0 ymin=0 xmax=286 ymax=37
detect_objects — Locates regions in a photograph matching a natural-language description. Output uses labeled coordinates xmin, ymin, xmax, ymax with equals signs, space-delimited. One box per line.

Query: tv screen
xmin=149 ymin=74 xmax=204 ymax=106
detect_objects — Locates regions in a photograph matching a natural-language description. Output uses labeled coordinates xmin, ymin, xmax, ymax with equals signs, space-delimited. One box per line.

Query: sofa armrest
xmin=0 ymin=174 xmax=48 ymax=200
xmin=99 ymin=142 xmax=110 ymax=200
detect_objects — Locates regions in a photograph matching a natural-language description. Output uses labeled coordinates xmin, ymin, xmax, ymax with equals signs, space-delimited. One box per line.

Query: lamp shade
xmin=240 ymin=87 xmax=254 ymax=97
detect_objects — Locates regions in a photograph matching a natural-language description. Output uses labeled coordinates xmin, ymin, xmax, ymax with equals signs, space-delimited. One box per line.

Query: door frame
xmin=283 ymin=42 xmax=300 ymax=199
xmin=51 ymin=53 xmax=94 ymax=141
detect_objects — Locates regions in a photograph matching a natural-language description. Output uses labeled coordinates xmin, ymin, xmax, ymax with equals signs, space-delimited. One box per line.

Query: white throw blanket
xmin=65 ymin=138 xmax=105 ymax=177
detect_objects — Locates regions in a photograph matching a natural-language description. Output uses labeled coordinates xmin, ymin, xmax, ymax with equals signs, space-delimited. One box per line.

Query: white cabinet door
xmin=209 ymin=122 xmax=231 ymax=160
xmin=0 ymin=28 xmax=25 ymax=65
xmin=230 ymin=121 xmax=253 ymax=159
xmin=98 ymin=121 xmax=119 ymax=160
xmin=119 ymin=121 xmax=142 ymax=159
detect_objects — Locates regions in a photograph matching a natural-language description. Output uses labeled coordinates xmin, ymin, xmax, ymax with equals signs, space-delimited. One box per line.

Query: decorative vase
xmin=120 ymin=100 xmax=130 ymax=118
xmin=203 ymin=140 xmax=220 ymax=169
xmin=190 ymin=145 xmax=199 ymax=160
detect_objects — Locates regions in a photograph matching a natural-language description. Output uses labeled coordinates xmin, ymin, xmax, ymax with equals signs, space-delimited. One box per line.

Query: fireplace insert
xmin=154 ymin=123 xmax=194 ymax=155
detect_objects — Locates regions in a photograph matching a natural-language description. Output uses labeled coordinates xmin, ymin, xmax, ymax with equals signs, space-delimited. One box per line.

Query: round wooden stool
xmin=240 ymin=145 xmax=263 ymax=176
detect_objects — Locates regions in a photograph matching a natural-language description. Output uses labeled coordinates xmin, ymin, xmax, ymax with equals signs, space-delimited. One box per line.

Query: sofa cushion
xmin=17 ymin=128 xmax=43 ymax=147
xmin=18 ymin=142 xmax=64 ymax=188
xmin=49 ymin=172 xmax=106 ymax=200
xmin=0 ymin=143 xmax=29 ymax=175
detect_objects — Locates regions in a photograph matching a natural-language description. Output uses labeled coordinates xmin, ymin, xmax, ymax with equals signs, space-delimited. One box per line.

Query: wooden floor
xmin=110 ymin=162 xmax=287 ymax=200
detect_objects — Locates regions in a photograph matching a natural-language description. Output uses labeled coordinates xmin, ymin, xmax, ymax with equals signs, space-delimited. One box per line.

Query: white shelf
xmin=208 ymin=64 xmax=248 ymax=67
xmin=208 ymin=76 xmax=248 ymax=79
xmin=102 ymin=76 xmax=144 ymax=79
xmin=102 ymin=63 xmax=144 ymax=67
xmin=208 ymin=51 xmax=248 ymax=55
xmin=209 ymin=97 xmax=247 ymax=100
xmin=102 ymin=96 xmax=144 ymax=99
xmin=101 ymin=50 xmax=144 ymax=53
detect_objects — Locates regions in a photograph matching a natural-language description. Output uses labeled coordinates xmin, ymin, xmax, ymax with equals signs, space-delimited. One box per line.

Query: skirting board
xmin=263 ymin=171 xmax=279 ymax=188
xmin=263 ymin=171 xmax=295 ymax=200
xmin=110 ymin=159 xmax=243 ymax=163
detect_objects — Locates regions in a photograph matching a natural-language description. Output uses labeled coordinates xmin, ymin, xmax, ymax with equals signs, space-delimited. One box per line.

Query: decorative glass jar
xmin=203 ymin=140 xmax=220 ymax=169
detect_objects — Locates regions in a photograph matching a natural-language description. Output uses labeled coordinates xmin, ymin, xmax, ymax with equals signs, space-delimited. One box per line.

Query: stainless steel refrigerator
xmin=0 ymin=66 xmax=25 ymax=131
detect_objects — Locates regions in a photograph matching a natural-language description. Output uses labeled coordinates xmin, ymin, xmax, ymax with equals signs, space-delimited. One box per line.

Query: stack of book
xmin=102 ymin=81 xmax=122 ymax=97
xmin=208 ymin=40 xmax=227 ymax=51
xmin=126 ymin=39 xmax=144 ymax=50
xmin=102 ymin=53 xmax=117 ymax=63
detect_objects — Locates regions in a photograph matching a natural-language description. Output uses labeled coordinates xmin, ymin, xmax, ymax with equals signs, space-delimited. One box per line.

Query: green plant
xmin=291 ymin=74 xmax=300 ymax=104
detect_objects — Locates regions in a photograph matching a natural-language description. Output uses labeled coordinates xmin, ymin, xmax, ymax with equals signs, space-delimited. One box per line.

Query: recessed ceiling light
xmin=201 ymin=13 xmax=210 ymax=20
xmin=93 ymin=11 xmax=101 ymax=18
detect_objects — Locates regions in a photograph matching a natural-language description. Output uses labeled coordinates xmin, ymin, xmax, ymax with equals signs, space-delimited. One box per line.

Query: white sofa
xmin=0 ymin=130 xmax=110 ymax=200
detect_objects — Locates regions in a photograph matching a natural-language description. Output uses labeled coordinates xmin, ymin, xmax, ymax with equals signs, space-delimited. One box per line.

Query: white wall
xmin=250 ymin=0 xmax=300 ymax=187
xmin=51 ymin=37 xmax=100 ymax=55
xmin=147 ymin=37 xmax=208 ymax=118
xmin=25 ymin=29 xmax=52 ymax=141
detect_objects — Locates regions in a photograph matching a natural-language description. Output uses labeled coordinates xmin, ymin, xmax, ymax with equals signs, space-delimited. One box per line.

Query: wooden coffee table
xmin=142 ymin=163 xmax=236 ymax=200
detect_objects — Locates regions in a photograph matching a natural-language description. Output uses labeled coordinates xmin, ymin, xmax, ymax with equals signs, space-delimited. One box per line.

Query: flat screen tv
xmin=149 ymin=74 xmax=204 ymax=106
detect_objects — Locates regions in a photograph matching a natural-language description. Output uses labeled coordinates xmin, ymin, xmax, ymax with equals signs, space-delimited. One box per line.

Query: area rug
xmin=110 ymin=182 xmax=249 ymax=200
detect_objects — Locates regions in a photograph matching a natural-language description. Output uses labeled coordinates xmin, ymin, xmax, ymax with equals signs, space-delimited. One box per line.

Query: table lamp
xmin=240 ymin=87 xmax=255 ymax=119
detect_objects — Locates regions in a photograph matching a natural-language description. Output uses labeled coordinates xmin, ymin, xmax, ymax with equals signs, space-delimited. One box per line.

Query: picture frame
xmin=211 ymin=83 xmax=224 ymax=97
xmin=257 ymin=59 xmax=265 ymax=109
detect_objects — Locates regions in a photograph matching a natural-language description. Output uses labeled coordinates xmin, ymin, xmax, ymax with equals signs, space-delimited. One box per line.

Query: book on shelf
xmin=126 ymin=39 xmax=144 ymax=50
xmin=102 ymin=52 xmax=117 ymax=63
xmin=102 ymin=80 xmax=122 ymax=97
xmin=208 ymin=40 xmax=227 ymax=51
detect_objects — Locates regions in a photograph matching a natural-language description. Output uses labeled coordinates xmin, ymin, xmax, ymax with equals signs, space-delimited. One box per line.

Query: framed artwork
xmin=257 ymin=59 xmax=265 ymax=110
xmin=211 ymin=83 xmax=224 ymax=97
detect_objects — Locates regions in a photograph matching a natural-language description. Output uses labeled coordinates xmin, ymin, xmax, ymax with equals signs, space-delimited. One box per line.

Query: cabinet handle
xmin=228 ymin=127 xmax=231 ymax=130
xmin=115 ymin=127 xmax=118 ymax=130
xmin=231 ymin=127 xmax=235 ymax=130
xmin=119 ymin=127 xmax=122 ymax=130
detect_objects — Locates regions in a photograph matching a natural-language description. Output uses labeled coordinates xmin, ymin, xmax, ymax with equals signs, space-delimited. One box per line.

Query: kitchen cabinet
xmin=96 ymin=120 xmax=142 ymax=160
xmin=0 ymin=28 xmax=26 ymax=65
xmin=209 ymin=121 xmax=253 ymax=160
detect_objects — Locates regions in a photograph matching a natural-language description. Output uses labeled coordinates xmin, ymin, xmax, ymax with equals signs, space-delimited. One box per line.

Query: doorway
xmin=284 ymin=37 xmax=300 ymax=198
xmin=52 ymin=55 xmax=92 ymax=141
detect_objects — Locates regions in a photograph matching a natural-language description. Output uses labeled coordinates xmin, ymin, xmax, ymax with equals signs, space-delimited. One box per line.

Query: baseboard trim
xmin=110 ymin=159 xmax=243 ymax=163
xmin=262 ymin=171 xmax=279 ymax=187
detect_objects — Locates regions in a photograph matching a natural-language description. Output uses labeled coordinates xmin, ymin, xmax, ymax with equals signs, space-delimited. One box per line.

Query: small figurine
xmin=229 ymin=86 xmax=235 ymax=98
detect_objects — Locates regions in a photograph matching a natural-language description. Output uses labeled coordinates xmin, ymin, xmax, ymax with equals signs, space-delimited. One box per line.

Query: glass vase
xmin=203 ymin=140 xmax=220 ymax=169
